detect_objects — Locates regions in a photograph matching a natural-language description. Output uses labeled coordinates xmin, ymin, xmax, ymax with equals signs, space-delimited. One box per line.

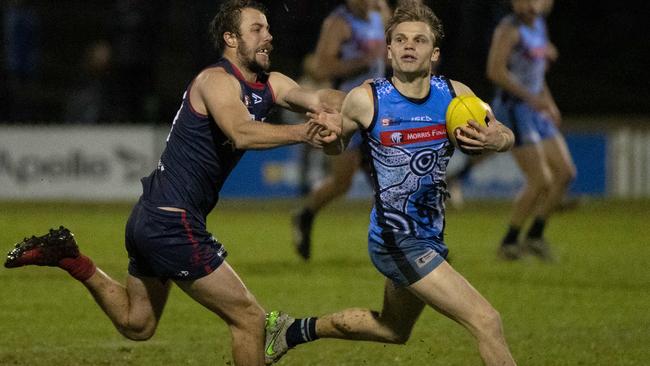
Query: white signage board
xmin=0 ymin=126 xmax=158 ymax=200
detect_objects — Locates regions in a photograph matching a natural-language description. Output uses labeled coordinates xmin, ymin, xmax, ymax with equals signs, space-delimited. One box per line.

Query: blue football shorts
xmin=492 ymin=96 xmax=559 ymax=147
xmin=125 ymin=199 xmax=227 ymax=281
xmin=368 ymin=233 xmax=448 ymax=287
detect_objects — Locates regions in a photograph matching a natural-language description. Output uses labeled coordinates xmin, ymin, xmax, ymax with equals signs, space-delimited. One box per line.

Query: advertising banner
xmin=0 ymin=126 xmax=157 ymax=200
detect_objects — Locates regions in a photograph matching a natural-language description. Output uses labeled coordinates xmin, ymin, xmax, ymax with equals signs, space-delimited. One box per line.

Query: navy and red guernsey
xmin=141 ymin=58 xmax=275 ymax=222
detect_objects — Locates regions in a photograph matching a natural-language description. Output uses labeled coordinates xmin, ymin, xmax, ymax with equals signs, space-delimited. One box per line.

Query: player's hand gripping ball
xmin=445 ymin=95 xmax=491 ymax=148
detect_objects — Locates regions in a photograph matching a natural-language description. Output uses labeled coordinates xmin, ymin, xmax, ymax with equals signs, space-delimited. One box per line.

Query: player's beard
xmin=237 ymin=37 xmax=271 ymax=74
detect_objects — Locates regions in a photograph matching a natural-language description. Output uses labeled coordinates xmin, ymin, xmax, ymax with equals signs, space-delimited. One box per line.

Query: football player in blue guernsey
xmin=264 ymin=4 xmax=517 ymax=366
xmin=488 ymin=0 xmax=576 ymax=260
xmin=3 ymin=1 xmax=343 ymax=365
xmin=291 ymin=0 xmax=391 ymax=261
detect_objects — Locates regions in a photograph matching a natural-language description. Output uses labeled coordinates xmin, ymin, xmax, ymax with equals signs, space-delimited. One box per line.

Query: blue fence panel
xmin=220 ymin=132 xmax=608 ymax=199
xmin=221 ymin=146 xmax=301 ymax=198
xmin=566 ymin=132 xmax=607 ymax=195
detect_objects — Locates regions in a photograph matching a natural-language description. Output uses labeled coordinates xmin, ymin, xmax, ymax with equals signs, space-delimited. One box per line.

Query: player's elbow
xmin=485 ymin=67 xmax=499 ymax=84
xmin=310 ymin=65 xmax=332 ymax=81
xmin=485 ymin=62 xmax=507 ymax=84
xmin=230 ymin=136 xmax=251 ymax=150
xmin=228 ymin=126 xmax=256 ymax=149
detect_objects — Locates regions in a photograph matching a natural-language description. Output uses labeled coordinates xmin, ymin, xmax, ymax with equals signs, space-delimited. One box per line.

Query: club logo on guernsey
xmin=380 ymin=124 xmax=447 ymax=146
xmin=252 ymin=93 xmax=263 ymax=104
xmin=382 ymin=118 xmax=393 ymax=126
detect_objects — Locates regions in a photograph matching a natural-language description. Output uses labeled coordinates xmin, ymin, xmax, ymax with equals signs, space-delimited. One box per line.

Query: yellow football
xmin=445 ymin=95 xmax=491 ymax=147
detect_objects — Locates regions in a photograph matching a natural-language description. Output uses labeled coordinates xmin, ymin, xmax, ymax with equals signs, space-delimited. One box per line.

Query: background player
xmin=265 ymin=4 xmax=517 ymax=365
xmin=487 ymin=0 xmax=576 ymax=260
xmin=4 ymin=1 xmax=343 ymax=365
xmin=291 ymin=0 xmax=391 ymax=260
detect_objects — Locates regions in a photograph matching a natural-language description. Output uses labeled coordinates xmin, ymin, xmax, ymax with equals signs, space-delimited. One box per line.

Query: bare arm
xmin=323 ymin=84 xmax=374 ymax=155
xmin=487 ymin=19 xmax=560 ymax=126
xmin=450 ymin=80 xmax=514 ymax=153
xmin=540 ymin=81 xmax=561 ymax=125
xmin=374 ymin=0 xmax=392 ymax=24
xmin=311 ymin=16 xmax=378 ymax=81
xmin=191 ymin=68 xmax=334 ymax=150
xmin=270 ymin=72 xmax=345 ymax=113
xmin=542 ymin=0 xmax=554 ymax=15
xmin=486 ymin=21 xmax=537 ymax=104
xmin=486 ymin=20 xmax=555 ymax=116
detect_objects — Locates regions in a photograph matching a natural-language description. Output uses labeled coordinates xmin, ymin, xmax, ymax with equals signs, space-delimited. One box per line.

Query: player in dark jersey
xmin=265 ymin=4 xmax=517 ymax=365
xmin=4 ymin=1 xmax=343 ymax=365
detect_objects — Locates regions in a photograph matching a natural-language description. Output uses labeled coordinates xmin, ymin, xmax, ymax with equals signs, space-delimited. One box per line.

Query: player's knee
xmin=381 ymin=327 xmax=411 ymax=345
xmin=529 ymin=173 xmax=552 ymax=194
xmin=331 ymin=174 xmax=355 ymax=193
xmin=375 ymin=313 xmax=411 ymax=344
xmin=559 ymin=165 xmax=577 ymax=186
xmin=245 ymin=302 xmax=266 ymax=327
xmin=233 ymin=293 xmax=266 ymax=330
xmin=472 ymin=306 xmax=504 ymax=338
xmin=119 ymin=322 xmax=157 ymax=341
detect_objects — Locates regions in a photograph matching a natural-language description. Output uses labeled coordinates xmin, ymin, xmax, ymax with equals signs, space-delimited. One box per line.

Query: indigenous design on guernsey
xmin=497 ymin=14 xmax=548 ymax=100
xmin=332 ymin=5 xmax=385 ymax=93
xmin=364 ymin=77 xmax=455 ymax=245
xmin=141 ymin=58 xmax=275 ymax=222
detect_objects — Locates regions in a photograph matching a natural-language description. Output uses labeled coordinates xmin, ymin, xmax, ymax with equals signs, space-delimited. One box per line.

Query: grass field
xmin=0 ymin=199 xmax=649 ymax=365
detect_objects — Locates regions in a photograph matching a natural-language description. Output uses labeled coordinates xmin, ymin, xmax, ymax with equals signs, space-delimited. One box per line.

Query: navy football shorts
xmin=368 ymin=233 xmax=448 ymax=287
xmin=492 ymin=96 xmax=559 ymax=147
xmin=125 ymin=199 xmax=227 ymax=281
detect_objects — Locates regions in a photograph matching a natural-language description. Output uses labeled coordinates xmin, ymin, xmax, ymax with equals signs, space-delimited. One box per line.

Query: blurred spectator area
xmin=1 ymin=0 xmax=649 ymax=124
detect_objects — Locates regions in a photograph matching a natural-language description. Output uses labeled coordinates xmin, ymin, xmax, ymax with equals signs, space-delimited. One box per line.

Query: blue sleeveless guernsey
xmin=140 ymin=58 xmax=275 ymax=222
xmin=332 ymin=5 xmax=385 ymax=92
xmin=496 ymin=14 xmax=548 ymax=100
xmin=492 ymin=14 xmax=558 ymax=147
xmin=364 ymin=77 xmax=456 ymax=286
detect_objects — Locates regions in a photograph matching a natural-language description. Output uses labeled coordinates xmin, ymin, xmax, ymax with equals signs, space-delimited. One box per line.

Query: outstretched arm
xmin=321 ymin=84 xmax=374 ymax=155
xmin=191 ymin=68 xmax=336 ymax=150
xmin=270 ymin=72 xmax=345 ymax=114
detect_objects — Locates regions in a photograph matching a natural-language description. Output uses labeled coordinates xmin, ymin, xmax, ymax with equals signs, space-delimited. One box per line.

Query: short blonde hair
xmin=385 ymin=3 xmax=445 ymax=46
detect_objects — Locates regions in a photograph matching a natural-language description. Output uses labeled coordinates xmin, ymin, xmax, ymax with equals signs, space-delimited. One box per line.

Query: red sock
xmin=58 ymin=255 xmax=96 ymax=281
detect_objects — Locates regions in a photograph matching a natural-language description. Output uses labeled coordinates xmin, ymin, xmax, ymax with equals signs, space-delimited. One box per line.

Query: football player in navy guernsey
xmin=4 ymin=1 xmax=342 ymax=365
xmin=265 ymin=4 xmax=518 ymax=366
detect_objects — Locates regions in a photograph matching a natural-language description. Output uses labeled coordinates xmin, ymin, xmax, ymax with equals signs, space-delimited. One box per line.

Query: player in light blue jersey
xmin=487 ymin=0 xmax=575 ymax=260
xmin=291 ymin=0 xmax=391 ymax=261
xmin=265 ymin=4 xmax=517 ymax=365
